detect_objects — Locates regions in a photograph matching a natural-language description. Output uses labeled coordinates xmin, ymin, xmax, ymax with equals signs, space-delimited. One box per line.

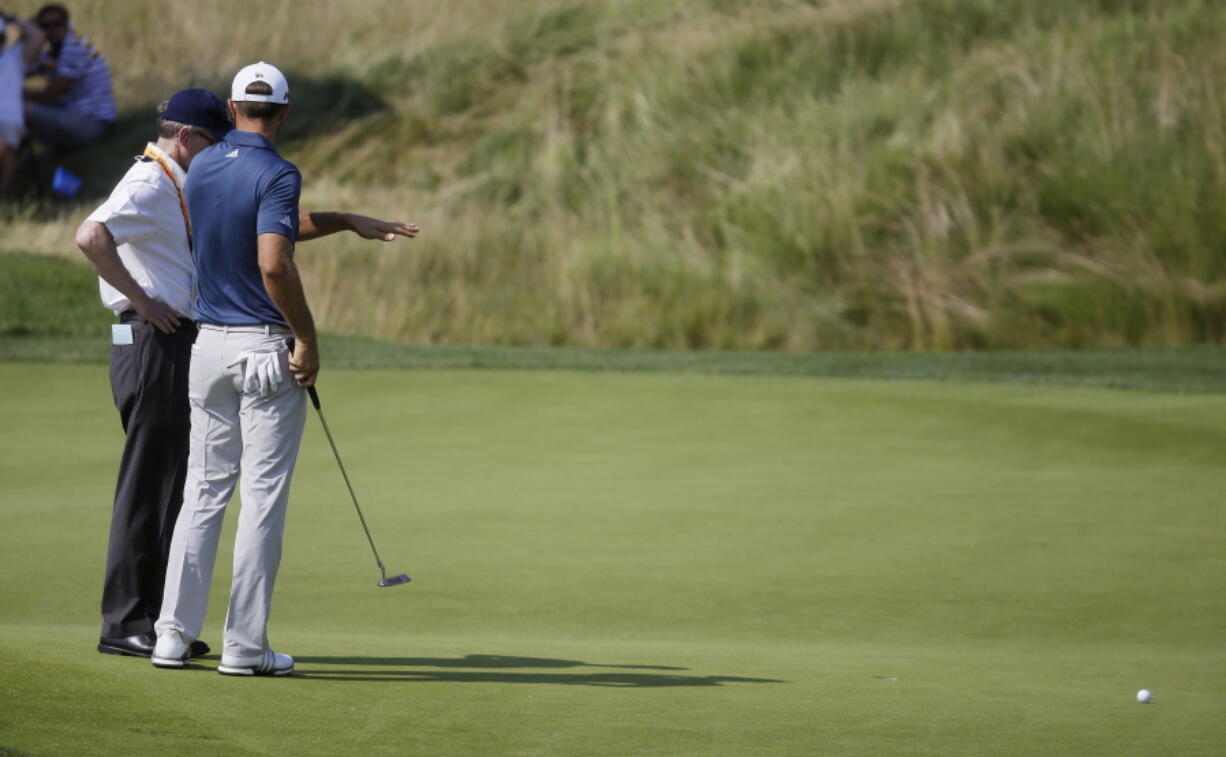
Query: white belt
xmin=198 ymin=323 xmax=293 ymax=335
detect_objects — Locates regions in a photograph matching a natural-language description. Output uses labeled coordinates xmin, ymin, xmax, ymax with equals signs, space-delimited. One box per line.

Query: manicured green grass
xmin=0 ymin=253 xmax=113 ymax=338
xmin=10 ymin=335 xmax=1226 ymax=393
xmin=1 ymin=362 xmax=1223 ymax=755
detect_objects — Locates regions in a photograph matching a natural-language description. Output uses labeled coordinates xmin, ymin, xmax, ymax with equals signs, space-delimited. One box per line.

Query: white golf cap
xmin=230 ymin=61 xmax=290 ymax=104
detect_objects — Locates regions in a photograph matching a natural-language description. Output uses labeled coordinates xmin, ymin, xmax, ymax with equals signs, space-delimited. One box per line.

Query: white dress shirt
xmin=85 ymin=143 xmax=195 ymax=317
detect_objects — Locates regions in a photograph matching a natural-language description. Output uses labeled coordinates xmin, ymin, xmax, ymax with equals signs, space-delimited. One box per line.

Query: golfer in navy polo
xmin=154 ymin=62 xmax=313 ymax=676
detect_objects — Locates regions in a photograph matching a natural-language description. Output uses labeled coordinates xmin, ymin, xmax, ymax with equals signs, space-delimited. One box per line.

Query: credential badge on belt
xmin=112 ymin=324 xmax=134 ymax=346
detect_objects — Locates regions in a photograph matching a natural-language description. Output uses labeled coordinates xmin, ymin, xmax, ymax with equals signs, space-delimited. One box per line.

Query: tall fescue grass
xmin=3 ymin=0 xmax=1225 ymax=349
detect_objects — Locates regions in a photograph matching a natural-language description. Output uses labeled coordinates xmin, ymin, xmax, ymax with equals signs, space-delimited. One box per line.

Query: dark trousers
xmin=100 ymin=313 xmax=195 ymax=638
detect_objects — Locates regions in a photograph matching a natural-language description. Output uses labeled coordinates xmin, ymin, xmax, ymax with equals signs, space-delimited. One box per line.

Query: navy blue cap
xmin=162 ymin=89 xmax=232 ymax=141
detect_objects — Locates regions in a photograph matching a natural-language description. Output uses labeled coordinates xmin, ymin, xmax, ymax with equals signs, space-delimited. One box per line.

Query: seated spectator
xmin=22 ymin=3 xmax=115 ymax=150
xmin=0 ymin=9 xmax=44 ymax=192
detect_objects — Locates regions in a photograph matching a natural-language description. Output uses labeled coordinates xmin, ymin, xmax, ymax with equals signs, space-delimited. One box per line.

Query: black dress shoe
xmin=190 ymin=640 xmax=211 ymax=658
xmin=97 ymin=632 xmax=156 ymax=658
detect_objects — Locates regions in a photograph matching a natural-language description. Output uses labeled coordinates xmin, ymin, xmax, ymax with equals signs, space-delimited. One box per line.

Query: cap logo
xmin=232 ymin=62 xmax=289 ymax=104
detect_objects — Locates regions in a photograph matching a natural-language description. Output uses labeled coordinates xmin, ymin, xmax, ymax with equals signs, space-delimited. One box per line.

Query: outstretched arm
xmin=296 ymin=211 xmax=420 ymax=242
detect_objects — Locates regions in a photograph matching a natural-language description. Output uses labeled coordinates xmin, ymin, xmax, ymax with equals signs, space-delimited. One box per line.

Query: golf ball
xmin=1137 ymin=689 xmax=1152 ymax=703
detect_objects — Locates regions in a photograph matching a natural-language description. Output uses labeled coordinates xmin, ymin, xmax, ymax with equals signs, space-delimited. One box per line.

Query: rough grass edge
xmin=3 ymin=336 xmax=1225 ymax=394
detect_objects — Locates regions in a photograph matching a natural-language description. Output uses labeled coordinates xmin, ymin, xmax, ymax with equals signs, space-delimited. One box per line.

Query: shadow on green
xmin=291 ymin=654 xmax=782 ymax=687
xmin=149 ymin=653 xmax=782 ymax=687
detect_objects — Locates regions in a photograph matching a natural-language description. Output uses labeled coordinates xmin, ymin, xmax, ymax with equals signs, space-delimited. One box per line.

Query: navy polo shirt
xmin=186 ymin=130 xmax=301 ymax=326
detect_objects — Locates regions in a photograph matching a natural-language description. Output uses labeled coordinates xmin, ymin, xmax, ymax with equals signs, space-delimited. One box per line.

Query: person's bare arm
xmin=0 ymin=12 xmax=46 ymax=66
xmin=20 ymin=29 xmax=46 ymax=66
xmin=75 ymin=220 xmax=181 ymax=333
xmin=297 ymin=211 xmax=419 ymax=242
xmin=24 ymin=75 xmax=72 ymax=104
xmin=258 ymin=232 xmax=318 ymax=387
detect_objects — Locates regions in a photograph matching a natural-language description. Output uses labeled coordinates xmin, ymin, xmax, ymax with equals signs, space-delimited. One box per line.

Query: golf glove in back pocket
xmin=227 ymin=350 xmax=286 ymax=397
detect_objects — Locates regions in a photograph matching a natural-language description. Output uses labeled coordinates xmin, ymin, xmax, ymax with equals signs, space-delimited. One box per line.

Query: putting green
xmin=1 ymin=362 xmax=1223 ymax=756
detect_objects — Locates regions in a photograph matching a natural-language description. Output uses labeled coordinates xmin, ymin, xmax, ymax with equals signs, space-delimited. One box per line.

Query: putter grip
xmin=284 ymin=337 xmax=318 ymax=409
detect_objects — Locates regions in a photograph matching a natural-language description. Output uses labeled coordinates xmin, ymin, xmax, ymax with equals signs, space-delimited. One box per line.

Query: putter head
xmin=379 ymin=573 xmax=411 ymax=587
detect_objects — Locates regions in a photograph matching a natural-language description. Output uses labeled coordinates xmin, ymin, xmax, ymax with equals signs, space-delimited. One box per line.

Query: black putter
xmin=308 ymin=385 xmax=411 ymax=588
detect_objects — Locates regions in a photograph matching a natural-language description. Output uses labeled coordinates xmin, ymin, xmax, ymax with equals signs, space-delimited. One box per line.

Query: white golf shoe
xmin=218 ymin=648 xmax=294 ymax=677
xmin=151 ymin=633 xmax=190 ymax=669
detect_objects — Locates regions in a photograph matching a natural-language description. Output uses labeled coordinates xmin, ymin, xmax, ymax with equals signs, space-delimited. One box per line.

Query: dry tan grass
xmin=67 ymin=0 xmax=575 ymax=100
xmin=6 ymin=0 xmax=1226 ymax=349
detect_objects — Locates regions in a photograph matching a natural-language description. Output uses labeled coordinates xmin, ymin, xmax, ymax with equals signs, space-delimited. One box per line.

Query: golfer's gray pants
xmin=155 ymin=326 xmax=305 ymax=659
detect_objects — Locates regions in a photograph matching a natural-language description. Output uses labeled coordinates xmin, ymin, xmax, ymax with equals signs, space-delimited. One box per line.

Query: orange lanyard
xmin=143 ymin=145 xmax=193 ymax=252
